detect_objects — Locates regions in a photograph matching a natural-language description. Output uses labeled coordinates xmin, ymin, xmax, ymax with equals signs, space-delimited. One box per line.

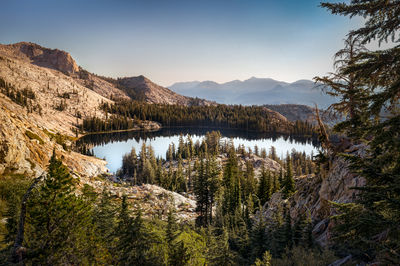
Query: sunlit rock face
xmin=262 ymin=145 xmax=366 ymax=247
xmin=0 ymin=42 xmax=79 ymax=74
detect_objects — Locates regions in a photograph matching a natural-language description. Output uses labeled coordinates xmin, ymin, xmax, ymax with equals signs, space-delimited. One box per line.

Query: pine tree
xmin=250 ymin=211 xmax=268 ymax=262
xmin=257 ymin=165 xmax=271 ymax=207
xmin=24 ymin=151 xmax=93 ymax=264
xmin=176 ymin=157 xmax=186 ymax=192
xmin=207 ymin=155 xmax=221 ymax=224
xmin=114 ymin=198 xmax=162 ymax=265
xmin=243 ymin=160 xmax=256 ymax=201
xmin=282 ymin=158 xmax=295 ymax=199
xmin=222 ymin=146 xmax=241 ymax=216
xmin=269 ymin=204 xmax=286 ymax=258
xmin=254 ymin=251 xmax=272 ymax=266
xmin=194 ymin=155 xmax=208 ymax=226
xmin=283 ymin=204 xmax=293 ymax=249
xmin=207 ymin=227 xmax=237 ymax=265
xmin=166 ymin=208 xmax=189 ymax=266
xmin=319 ymin=1 xmax=400 ymax=263
xmin=92 ymin=188 xmax=117 ymax=262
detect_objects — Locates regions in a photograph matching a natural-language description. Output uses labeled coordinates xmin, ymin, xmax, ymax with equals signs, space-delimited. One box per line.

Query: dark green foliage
xmin=271 ymin=246 xmax=337 ymax=266
xmin=114 ymin=197 xmax=163 ymax=265
xmin=317 ymin=0 xmax=400 ymax=263
xmin=282 ymin=158 xmax=295 ymax=198
xmin=250 ymin=212 xmax=268 ymax=261
xmin=222 ymin=146 xmax=241 ymax=217
xmin=23 ymin=151 xmax=95 ymax=264
xmin=257 ymin=165 xmax=271 ymax=207
xmin=81 ymin=115 xmax=137 ymax=132
xmin=0 ymin=174 xmax=31 ymax=251
xmin=166 ymin=209 xmax=190 ymax=266
xmin=205 ymin=227 xmax=236 ymax=265
xmin=100 ymin=100 xmax=316 ymax=135
xmin=0 ymin=77 xmax=42 ymax=113
xmin=25 ymin=130 xmax=44 ymax=145
xmin=194 ymin=154 xmax=221 ymax=226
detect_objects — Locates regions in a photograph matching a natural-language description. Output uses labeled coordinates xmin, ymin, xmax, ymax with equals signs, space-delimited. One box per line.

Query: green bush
xmin=25 ymin=130 xmax=44 ymax=144
xmin=272 ymin=246 xmax=338 ymax=266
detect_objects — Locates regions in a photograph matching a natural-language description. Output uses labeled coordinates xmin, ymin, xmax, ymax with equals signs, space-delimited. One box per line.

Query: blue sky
xmin=0 ymin=0 xmax=360 ymax=86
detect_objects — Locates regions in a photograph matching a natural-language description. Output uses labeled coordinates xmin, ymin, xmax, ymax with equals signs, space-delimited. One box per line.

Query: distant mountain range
xmin=169 ymin=77 xmax=336 ymax=109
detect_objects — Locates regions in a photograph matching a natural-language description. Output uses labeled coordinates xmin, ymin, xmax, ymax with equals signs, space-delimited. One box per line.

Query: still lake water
xmin=78 ymin=127 xmax=319 ymax=173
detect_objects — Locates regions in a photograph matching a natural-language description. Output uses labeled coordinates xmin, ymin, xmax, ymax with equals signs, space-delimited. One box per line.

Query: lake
xmin=78 ymin=127 xmax=319 ymax=173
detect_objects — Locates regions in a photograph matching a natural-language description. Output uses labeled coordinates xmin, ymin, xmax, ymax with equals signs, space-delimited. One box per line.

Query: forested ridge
xmin=81 ymin=100 xmax=316 ymax=136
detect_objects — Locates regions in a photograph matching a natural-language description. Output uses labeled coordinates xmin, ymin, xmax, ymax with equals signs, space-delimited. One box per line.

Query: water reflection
xmin=77 ymin=127 xmax=319 ymax=173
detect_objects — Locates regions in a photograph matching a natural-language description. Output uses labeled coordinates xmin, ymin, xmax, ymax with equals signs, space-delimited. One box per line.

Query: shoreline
xmin=76 ymin=125 xmax=162 ymax=140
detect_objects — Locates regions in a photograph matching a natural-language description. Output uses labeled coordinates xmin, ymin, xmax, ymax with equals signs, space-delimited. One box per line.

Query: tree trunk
xmin=11 ymin=174 xmax=43 ymax=263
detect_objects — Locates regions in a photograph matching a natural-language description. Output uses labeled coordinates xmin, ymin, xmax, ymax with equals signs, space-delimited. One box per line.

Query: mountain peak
xmin=0 ymin=41 xmax=79 ymax=74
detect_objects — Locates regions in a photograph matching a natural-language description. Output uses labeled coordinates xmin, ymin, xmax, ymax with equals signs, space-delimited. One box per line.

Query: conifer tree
xmin=250 ymin=211 xmax=268 ymax=262
xmin=92 ymin=188 xmax=117 ymax=261
xmin=222 ymin=146 xmax=240 ymax=216
xmin=283 ymin=204 xmax=293 ymax=249
xmin=319 ymin=1 xmax=400 ymax=263
xmin=207 ymin=227 xmax=237 ymax=265
xmin=282 ymin=158 xmax=295 ymax=199
xmin=115 ymin=197 xmax=161 ymax=265
xmin=254 ymin=250 xmax=272 ymax=266
xmin=269 ymin=204 xmax=286 ymax=258
xmin=24 ymin=151 xmax=92 ymax=265
xmin=166 ymin=208 xmax=189 ymax=266
xmin=257 ymin=165 xmax=271 ymax=207
xmin=194 ymin=155 xmax=208 ymax=226
xmin=207 ymin=155 xmax=221 ymax=224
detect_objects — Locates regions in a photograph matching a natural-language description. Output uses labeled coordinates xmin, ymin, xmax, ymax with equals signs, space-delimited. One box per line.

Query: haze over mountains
xmin=170 ymin=77 xmax=336 ymax=108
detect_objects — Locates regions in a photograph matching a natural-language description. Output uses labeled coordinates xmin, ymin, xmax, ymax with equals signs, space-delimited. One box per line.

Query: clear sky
xmin=0 ymin=0 xmax=360 ymax=86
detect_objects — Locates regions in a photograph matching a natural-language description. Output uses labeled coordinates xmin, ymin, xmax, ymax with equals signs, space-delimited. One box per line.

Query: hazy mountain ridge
xmin=170 ymin=77 xmax=336 ymax=108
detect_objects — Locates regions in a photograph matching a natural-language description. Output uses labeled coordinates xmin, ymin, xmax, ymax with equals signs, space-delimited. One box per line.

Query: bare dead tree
xmin=314 ymin=104 xmax=332 ymax=152
xmin=11 ymin=174 xmax=44 ymax=263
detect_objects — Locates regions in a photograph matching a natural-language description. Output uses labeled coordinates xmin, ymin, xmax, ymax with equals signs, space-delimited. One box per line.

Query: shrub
xmin=25 ymin=130 xmax=44 ymax=144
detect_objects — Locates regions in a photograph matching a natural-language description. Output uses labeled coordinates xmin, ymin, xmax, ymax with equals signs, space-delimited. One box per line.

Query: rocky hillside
xmin=0 ymin=42 xmax=212 ymax=106
xmin=262 ymin=144 xmax=366 ymax=247
xmin=0 ymin=42 xmax=204 ymax=221
xmin=0 ymin=42 xmax=79 ymax=74
xmin=117 ymin=75 xmax=211 ymax=105
xmin=0 ymin=51 xmax=113 ymax=177
xmin=264 ymin=104 xmax=316 ymax=122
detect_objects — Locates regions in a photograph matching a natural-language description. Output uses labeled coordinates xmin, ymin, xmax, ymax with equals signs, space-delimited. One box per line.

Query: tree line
xmin=83 ymin=100 xmax=317 ymax=136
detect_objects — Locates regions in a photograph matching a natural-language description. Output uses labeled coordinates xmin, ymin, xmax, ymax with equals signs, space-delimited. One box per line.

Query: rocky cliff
xmin=262 ymin=145 xmax=366 ymax=247
xmin=264 ymin=104 xmax=316 ymax=122
xmin=118 ymin=75 xmax=194 ymax=105
xmin=0 ymin=42 xmax=79 ymax=74
xmin=0 ymin=42 xmax=214 ymax=106
xmin=0 ymin=52 xmax=112 ymax=177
